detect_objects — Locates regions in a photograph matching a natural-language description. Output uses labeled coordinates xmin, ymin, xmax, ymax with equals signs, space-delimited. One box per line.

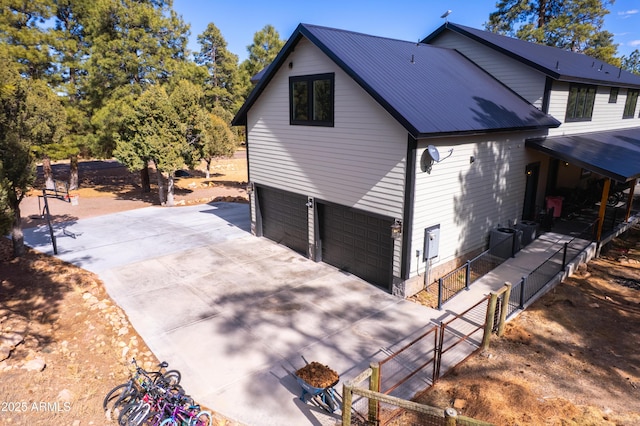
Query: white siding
xmin=247 ymin=38 xmax=407 ymax=219
xmin=409 ymin=130 xmax=547 ymax=278
xmin=547 ymin=82 xmax=640 ymax=136
xmin=428 ymin=31 xmax=547 ymax=108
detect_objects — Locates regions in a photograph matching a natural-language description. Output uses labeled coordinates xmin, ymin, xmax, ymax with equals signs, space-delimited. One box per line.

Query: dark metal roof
xmin=233 ymin=24 xmax=560 ymax=137
xmin=525 ymin=128 xmax=640 ymax=182
xmin=423 ymin=23 xmax=640 ymax=88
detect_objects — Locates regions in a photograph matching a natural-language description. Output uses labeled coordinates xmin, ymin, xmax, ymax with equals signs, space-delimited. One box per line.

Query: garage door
xmin=257 ymin=186 xmax=308 ymax=255
xmin=318 ymin=203 xmax=393 ymax=291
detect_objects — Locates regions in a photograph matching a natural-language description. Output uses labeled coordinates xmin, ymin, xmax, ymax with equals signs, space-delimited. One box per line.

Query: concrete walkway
xmin=21 ymin=202 xmax=596 ymax=425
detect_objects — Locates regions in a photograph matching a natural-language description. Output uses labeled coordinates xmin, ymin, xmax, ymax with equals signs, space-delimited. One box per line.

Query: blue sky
xmin=172 ymin=0 xmax=640 ymax=62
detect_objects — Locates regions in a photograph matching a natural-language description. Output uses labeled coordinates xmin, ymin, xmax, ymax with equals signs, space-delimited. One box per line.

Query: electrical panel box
xmin=424 ymin=224 xmax=440 ymax=260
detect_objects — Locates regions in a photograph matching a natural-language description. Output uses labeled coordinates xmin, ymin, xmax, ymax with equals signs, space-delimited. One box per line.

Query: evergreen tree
xmin=238 ymin=25 xmax=285 ymax=99
xmin=52 ymin=0 xmax=93 ymax=189
xmin=243 ymin=24 xmax=285 ymax=77
xmin=486 ymin=0 xmax=619 ymax=64
xmin=115 ymin=85 xmax=188 ymax=206
xmin=199 ymin=114 xmax=236 ymax=179
xmin=83 ymin=0 xmax=190 ymax=108
xmin=0 ymin=0 xmax=57 ymax=79
xmin=623 ymin=50 xmax=640 ymax=75
xmin=0 ymin=50 xmax=67 ymax=256
xmin=195 ymin=23 xmax=241 ymax=113
xmin=85 ymin=0 xmax=191 ymax=188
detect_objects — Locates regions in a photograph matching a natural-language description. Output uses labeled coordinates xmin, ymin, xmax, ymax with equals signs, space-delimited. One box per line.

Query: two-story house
xmin=232 ymin=22 xmax=640 ymax=297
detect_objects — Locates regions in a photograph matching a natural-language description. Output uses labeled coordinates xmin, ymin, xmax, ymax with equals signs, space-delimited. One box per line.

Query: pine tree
xmin=623 ymin=50 xmax=640 ymax=75
xmin=0 ymin=48 xmax=67 ymax=256
xmin=238 ymin=25 xmax=285 ymax=99
xmin=195 ymin=23 xmax=241 ymax=113
xmin=486 ymin=0 xmax=619 ymax=65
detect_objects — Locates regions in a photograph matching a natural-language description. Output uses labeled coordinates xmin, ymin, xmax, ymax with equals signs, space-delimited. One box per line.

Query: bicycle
xmin=159 ymin=403 xmax=213 ymax=426
xmin=104 ymin=358 xmax=182 ymax=421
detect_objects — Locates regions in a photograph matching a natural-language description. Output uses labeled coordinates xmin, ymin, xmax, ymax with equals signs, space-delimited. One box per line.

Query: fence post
xmin=465 ymin=260 xmax=471 ymax=290
xmin=444 ymin=407 xmax=458 ymax=426
xmin=518 ymin=276 xmax=526 ymax=309
xmin=562 ymin=242 xmax=568 ymax=271
xmin=435 ymin=322 xmax=445 ymax=382
xmin=481 ymin=294 xmax=498 ymax=351
xmin=341 ymin=383 xmax=353 ymax=426
xmin=437 ymin=278 xmax=444 ymax=310
xmin=369 ymin=362 xmax=380 ymax=424
xmin=497 ymin=282 xmax=512 ymax=337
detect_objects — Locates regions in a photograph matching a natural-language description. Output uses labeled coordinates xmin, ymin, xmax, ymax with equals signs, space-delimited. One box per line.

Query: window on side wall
xmin=623 ymin=89 xmax=639 ymax=118
xmin=609 ymin=87 xmax=619 ymax=103
xmin=565 ymin=84 xmax=596 ymax=122
xmin=290 ymin=73 xmax=334 ymax=127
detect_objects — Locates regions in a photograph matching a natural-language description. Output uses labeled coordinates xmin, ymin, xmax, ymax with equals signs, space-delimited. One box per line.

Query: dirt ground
xmin=1 ymin=153 xmax=640 ymax=425
xmin=1 ymin=155 xmax=247 ymax=425
xmin=416 ymin=229 xmax=640 ymax=425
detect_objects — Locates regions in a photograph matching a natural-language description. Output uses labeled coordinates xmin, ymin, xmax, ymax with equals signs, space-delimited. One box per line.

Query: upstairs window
xmin=290 ymin=73 xmax=334 ymax=126
xmin=623 ymin=89 xmax=639 ymax=118
xmin=565 ymin=84 xmax=596 ymax=122
xmin=609 ymin=87 xmax=619 ymax=103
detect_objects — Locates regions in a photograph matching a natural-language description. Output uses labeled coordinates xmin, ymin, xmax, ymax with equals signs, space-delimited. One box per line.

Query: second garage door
xmin=318 ymin=202 xmax=393 ymax=291
xmin=257 ymin=186 xmax=308 ymax=255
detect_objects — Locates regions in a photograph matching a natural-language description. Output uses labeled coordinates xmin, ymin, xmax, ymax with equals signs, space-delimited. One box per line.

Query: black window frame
xmin=289 ymin=73 xmax=335 ymax=127
xmin=623 ymin=89 xmax=639 ymax=119
xmin=608 ymin=87 xmax=619 ymax=103
xmin=565 ymin=84 xmax=596 ymax=122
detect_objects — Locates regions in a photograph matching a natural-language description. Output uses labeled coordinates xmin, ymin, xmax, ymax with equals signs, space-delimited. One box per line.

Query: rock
xmin=0 ymin=331 xmax=24 ymax=348
xmin=58 ymin=389 xmax=74 ymax=402
xmin=0 ymin=347 xmax=11 ymax=361
xmin=22 ymin=357 xmax=46 ymax=372
xmin=453 ymin=398 xmax=467 ymax=410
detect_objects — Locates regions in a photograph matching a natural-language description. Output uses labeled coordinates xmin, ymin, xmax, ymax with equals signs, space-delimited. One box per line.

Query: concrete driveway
xmin=23 ymin=202 xmax=441 ymax=425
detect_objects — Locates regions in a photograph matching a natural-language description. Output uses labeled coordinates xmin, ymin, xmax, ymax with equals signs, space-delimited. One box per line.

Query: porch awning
xmin=525 ymin=127 xmax=640 ymax=182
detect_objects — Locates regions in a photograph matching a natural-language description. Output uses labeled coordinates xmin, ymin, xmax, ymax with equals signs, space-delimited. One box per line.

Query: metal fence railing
xmin=435 ymin=218 xmax=600 ymax=312
xmin=377 ymin=296 xmax=489 ymax=406
xmin=435 ymin=231 xmax=515 ymax=309
xmin=506 ymin=221 xmax=597 ymax=318
xmin=342 ymin=365 xmax=494 ymax=426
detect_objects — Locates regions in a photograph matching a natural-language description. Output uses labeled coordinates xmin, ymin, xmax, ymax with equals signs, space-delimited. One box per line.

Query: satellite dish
xmin=421 ymin=145 xmax=454 ymax=173
xmin=428 ymin=145 xmax=440 ymax=162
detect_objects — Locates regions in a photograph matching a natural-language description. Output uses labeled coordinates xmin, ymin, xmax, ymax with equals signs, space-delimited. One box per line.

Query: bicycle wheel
xmin=118 ymin=402 xmax=150 ymax=426
xmin=104 ymin=383 xmax=138 ymax=420
xmin=607 ymin=191 xmax=622 ymax=206
xmin=190 ymin=411 xmax=212 ymax=426
xmin=156 ymin=369 xmax=181 ymax=386
xmin=159 ymin=418 xmax=179 ymax=426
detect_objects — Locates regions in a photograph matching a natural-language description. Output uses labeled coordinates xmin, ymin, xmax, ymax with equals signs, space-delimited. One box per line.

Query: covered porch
xmin=525 ymin=127 xmax=640 ymax=243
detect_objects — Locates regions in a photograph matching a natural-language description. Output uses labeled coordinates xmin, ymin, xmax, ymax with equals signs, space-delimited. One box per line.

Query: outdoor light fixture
xmin=246 ymin=183 xmax=254 ymax=194
xmin=391 ymin=220 xmax=402 ymax=239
